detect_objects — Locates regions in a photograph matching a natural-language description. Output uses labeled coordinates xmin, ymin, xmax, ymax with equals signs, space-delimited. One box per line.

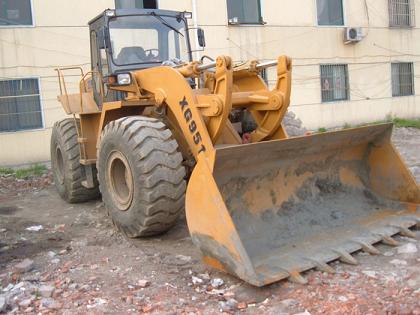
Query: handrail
xmin=55 ymin=67 xmax=85 ymax=113
xmin=55 ymin=66 xmax=85 ymax=95
xmin=55 ymin=67 xmax=104 ymax=114
xmin=78 ymin=71 xmax=104 ymax=113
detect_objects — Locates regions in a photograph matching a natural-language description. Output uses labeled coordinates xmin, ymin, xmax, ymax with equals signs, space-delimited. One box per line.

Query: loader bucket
xmin=185 ymin=123 xmax=420 ymax=286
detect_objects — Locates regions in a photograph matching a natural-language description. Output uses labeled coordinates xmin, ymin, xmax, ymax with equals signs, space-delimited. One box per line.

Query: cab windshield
xmin=109 ymin=14 xmax=189 ymax=66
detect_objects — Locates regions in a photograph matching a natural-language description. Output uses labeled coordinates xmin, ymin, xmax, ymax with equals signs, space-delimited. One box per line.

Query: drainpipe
xmin=191 ymin=0 xmax=201 ymax=61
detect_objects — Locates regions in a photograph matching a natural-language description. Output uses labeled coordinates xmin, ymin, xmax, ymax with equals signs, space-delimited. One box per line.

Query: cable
xmin=226 ymin=37 xmax=259 ymax=59
xmin=0 ymin=74 xmax=85 ymax=80
xmin=373 ymin=43 xmax=420 ymax=57
xmin=204 ymin=43 xmax=420 ymax=60
xmin=4 ymin=53 xmax=419 ymax=71
xmin=0 ymin=38 xmax=90 ymax=59
xmin=0 ymin=63 xmax=91 ymax=70
xmin=290 ymin=93 xmax=420 ymax=108
xmin=2 ymin=88 xmax=416 ymax=116
xmin=363 ymin=2 xmax=389 ymax=24
xmin=364 ymin=0 xmax=371 ymax=36
xmin=3 ymin=90 xmax=417 ymax=116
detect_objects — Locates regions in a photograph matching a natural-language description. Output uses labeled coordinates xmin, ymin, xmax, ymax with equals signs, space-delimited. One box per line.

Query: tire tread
xmin=51 ymin=118 xmax=100 ymax=203
xmin=98 ymin=116 xmax=186 ymax=237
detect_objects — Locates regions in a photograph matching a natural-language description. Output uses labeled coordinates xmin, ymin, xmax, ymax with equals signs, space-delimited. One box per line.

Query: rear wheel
xmin=97 ymin=116 xmax=186 ymax=237
xmin=51 ymin=119 xmax=100 ymax=203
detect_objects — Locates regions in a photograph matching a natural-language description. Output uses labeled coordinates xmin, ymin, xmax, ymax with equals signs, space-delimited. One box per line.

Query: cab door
xmin=90 ymin=27 xmax=112 ymax=108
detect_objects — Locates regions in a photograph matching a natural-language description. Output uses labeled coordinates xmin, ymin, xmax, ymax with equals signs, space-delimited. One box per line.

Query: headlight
xmin=117 ymin=73 xmax=131 ymax=85
xmin=183 ymin=11 xmax=192 ymax=19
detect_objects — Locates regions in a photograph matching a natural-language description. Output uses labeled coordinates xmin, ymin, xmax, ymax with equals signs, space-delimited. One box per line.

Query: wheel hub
xmin=107 ymin=151 xmax=134 ymax=211
xmin=55 ymin=146 xmax=64 ymax=184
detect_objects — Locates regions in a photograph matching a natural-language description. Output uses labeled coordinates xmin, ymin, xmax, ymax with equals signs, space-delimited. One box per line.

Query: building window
xmin=115 ymin=0 xmax=157 ymax=9
xmin=388 ymin=0 xmax=415 ymax=27
xmin=317 ymin=0 xmax=344 ymax=26
xmin=227 ymin=0 xmax=263 ymax=24
xmin=320 ymin=64 xmax=349 ymax=102
xmin=0 ymin=78 xmax=43 ymax=132
xmin=0 ymin=0 xmax=33 ymax=26
xmin=392 ymin=62 xmax=414 ymax=96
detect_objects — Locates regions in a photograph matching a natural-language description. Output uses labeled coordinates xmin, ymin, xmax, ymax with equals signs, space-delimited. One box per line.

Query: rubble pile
xmin=0 ymin=172 xmax=52 ymax=201
xmin=284 ymin=111 xmax=308 ymax=137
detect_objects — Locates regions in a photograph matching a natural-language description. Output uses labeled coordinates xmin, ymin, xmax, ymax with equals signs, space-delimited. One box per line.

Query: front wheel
xmin=97 ymin=116 xmax=186 ymax=237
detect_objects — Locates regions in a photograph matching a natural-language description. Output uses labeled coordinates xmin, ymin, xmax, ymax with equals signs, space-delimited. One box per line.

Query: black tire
xmin=97 ymin=116 xmax=186 ymax=237
xmin=51 ymin=119 xmax=100 ymax=203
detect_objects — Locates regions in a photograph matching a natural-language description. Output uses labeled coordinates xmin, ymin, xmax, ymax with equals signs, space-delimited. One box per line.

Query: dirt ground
xmin=0 ymin=127 xmax=419 ymax=315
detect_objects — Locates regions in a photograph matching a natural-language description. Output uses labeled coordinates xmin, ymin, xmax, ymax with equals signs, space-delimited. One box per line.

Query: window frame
xmin=319 ymin=64 xmax=350 ymax=103
xmin=315 ymin=0 xmax=346 ymax=27
xmin=0 ymin=76 xmax=45 ymax=133
xmin=114 ymin=0 xmax=159 ymax=9
xmin=388 ymin=0 xmax=415 ymax=28
xmin=391 ymin=62 xmax=415 ymax=97
xmin=107 ymin=14 xmax=189 ymax=68
xmin=0 ymin=0 xmax=35 ymax=28
xmin=227 ymin=0 xmax=265 ymax=26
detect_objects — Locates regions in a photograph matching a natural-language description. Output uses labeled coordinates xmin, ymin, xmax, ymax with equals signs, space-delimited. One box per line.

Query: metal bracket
xmin=81 ymin=164 xmax=96 ymax=189
xmin=249 ymin=55 xmax=292 ymax=142
xmin=202 ymin=56 xmax=233 ymax=143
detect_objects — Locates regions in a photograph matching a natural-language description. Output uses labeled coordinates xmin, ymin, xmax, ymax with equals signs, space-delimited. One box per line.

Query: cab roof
xmin=88 ymin=8 xmax=187 ymax=26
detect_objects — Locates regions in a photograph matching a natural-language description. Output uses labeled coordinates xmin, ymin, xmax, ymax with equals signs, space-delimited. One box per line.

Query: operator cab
xmin=88 ymin=9 xmax=197 ymax=105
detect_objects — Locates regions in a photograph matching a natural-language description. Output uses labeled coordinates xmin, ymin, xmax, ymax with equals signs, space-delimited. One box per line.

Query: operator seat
xmin=117 ymin=46 xmax=147 ymax=64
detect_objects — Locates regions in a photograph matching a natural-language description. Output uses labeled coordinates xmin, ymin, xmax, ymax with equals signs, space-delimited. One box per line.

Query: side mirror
xmin=197 ymin=28 xmax=206 ymax=48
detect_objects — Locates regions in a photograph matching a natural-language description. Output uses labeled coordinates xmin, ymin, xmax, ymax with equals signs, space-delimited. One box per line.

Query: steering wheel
xmin=145 ymin=49 xmax=160 ymax=61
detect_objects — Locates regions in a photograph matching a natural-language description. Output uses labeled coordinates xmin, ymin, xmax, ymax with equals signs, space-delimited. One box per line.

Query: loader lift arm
xmin=132 ymin=55 xmax=293 ymax=165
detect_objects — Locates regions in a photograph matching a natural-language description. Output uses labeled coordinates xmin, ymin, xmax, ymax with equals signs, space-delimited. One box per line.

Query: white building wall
xmin=0 ymin=0 xmax=419 ymax=165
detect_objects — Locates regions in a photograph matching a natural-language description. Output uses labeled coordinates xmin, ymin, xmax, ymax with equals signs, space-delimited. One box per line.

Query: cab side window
xmin=90 ymin=31 xmax=103 ymax=106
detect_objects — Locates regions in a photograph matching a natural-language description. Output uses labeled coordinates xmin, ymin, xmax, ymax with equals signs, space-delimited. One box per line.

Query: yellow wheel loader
xmin=53 ymin=8 xmax=420 ymax=286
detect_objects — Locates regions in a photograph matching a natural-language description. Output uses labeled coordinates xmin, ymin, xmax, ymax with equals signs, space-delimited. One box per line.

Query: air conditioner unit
xmin=228 ymin=17 xmax=239 ymax=25
xmin=344 ymin=27 xmax=363 ymax=44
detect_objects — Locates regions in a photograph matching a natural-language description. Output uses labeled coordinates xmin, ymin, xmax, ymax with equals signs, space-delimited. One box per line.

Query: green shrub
xmin=0 ymin=164 xmax=47 ymax=179
xmin=392 ymin=118 xmax=420 ymax=129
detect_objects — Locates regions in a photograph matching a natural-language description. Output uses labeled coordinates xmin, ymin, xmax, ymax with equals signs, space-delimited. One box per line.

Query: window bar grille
xmin=0 ymin=78 xmax=43 ymax=132
xmin=392 ymin=63 xmax=414 ymax=97
xmin=389 ymin=0 xmax=415 ymax=27
xmin=320 ymin=64 xmax=349 ymax=103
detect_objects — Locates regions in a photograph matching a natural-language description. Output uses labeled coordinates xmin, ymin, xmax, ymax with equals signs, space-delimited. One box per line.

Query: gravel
xmin=0 ymin=127 xmax=419 ymax=314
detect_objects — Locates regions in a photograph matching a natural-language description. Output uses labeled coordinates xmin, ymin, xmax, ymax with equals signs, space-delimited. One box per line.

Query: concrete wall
xmin=0 ymin=0 xmax=419 ymax=165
